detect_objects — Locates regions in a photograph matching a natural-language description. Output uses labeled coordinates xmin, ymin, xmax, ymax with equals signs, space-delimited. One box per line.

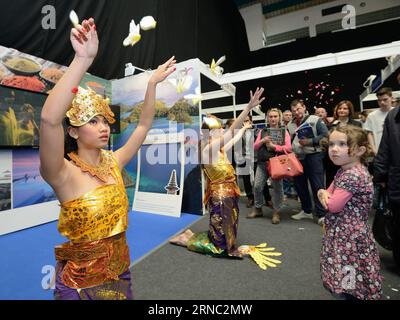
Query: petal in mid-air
xmin=140 ymin=16 xmax=157 ymax=31
xmin=168 ymin=68 xmax=193 ymax=93
xmin=69 ymin=10 xmax=80 ymax=28
xmin=184 ymin=87 xmax=202 ymax=105
xmin=210 ymin=55 xmax=226 ymax=76
xmin=123 ymin=20 xmax=141 ymax=47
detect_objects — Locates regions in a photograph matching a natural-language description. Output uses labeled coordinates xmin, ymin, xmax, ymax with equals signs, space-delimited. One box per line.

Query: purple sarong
xmin=187 ymin=196 xmax=239 ymax=257
xmin=54 ymin=262 xmax=133 ymax=300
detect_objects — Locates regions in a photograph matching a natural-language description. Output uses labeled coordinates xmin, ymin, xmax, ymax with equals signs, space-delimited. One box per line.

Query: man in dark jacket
xmin=374 ymin=106 xmax=400 ymax=268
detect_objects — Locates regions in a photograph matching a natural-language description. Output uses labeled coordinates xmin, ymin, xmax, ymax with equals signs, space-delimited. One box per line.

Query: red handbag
xmin=267 ymin=150 xmax=303 ymax=180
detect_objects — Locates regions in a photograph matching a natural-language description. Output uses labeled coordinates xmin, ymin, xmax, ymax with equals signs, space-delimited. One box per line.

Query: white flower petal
xmin=140 ymin=16 xmax=157 ymax=31
xmin=69 ymin=10 xmax=79 ymax=27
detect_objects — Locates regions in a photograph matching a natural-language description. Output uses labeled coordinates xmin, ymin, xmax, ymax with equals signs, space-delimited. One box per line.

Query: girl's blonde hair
xmin=322 ymin=125 xmax=372 ymax=166
xmin=266 ymin=108 xmax=283 ymax=125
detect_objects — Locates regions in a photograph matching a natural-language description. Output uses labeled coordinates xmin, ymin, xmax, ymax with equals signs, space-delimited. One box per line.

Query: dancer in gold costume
xmin=170 ymin=89 xmax=266 ymax=257
xmin=170 ymin=99 xmax=284 ymax=270
xmin=39 ymin=18 xmax=176 ymax=299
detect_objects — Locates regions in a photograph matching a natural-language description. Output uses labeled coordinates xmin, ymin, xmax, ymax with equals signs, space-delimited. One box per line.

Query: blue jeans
xmin=293 ymin=153 xmax=326 ymax=218
xmin=283 ymin=178 xmax=295 ymax=196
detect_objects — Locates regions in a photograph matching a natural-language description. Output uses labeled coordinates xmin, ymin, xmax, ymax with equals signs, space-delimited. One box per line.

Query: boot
xmin=265 ymin=200 xmax=273 ymax=208
xmin=247 ymin=207 xmax=263 ymax=219
xmin=272 ymin=211 xmax=280 ymax=224
xmin=246 ymin=197 xmax=254 ymax=208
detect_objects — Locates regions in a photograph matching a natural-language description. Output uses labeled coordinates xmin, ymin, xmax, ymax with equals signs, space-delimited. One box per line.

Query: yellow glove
xmin=239 ymin=243 xmax=282 ymax=270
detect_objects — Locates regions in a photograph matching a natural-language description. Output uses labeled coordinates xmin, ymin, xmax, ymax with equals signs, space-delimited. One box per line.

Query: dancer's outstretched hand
xmin=247 ymin=87 xmax=265 ymax=110
xmin=242 ymin=122 xmax=253 ymax=130
xmin=149 ymin=56 xmax=177 ymax=84
xmin=70 ymin=18 xmax=98 ymax=60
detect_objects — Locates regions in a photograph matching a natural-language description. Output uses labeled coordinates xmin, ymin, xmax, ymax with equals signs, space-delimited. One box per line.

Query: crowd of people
xmin=220 ymin=86 xmax=399 ymax=300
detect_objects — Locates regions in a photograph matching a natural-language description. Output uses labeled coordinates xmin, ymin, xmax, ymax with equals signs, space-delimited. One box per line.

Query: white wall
xmin=239 ymin=0 xmax=400 ymax=50
xmin=239 ymin=2 xmax=265 ymax=51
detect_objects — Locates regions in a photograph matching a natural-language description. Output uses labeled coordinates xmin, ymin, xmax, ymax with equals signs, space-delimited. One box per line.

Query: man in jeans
xmin=287 ymin=100 xmax=329 ymax=225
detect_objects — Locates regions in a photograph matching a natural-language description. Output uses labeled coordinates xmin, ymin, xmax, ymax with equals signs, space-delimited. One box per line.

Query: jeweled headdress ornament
xmin=203 ymin=113 xmax=222 ymax=129
xmin=66 ymin=86 xmax=115 ymax=127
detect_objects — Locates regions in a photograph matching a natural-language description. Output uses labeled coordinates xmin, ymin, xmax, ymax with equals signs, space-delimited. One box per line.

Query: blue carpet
xmin=0 ymin=211 xmax=201 ymax=300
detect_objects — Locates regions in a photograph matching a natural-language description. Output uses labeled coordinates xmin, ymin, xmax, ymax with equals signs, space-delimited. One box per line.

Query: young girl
xmin=40 ymin=18 xmax=176 ymax=300
xmin=169 ymin=88 xmax=265 ymax=257
xmin=318 ymin=126 xmax=382 ymax=300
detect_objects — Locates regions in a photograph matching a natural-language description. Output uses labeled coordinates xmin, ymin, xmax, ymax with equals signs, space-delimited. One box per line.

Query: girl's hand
xmin=247 ymin=87 xmax=265 ymax=110
xmin=318 ymin=189 xmax=330 ymax=210
xmin=263 ymin=136 xmax=271 ymax=145
xmin=70 ymin=18 xmax=98 ymax=60
xmin=149 ymin=56 xmax=177 ymax=84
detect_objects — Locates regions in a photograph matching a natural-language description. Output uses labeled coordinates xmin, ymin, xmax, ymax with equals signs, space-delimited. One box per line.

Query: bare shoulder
xmin=109 ymin=149 xmax=124 ymax=170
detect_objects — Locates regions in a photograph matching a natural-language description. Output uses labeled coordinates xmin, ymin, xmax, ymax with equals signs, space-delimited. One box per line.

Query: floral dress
xmin=321 ymin=164 xmax=383 ymax=300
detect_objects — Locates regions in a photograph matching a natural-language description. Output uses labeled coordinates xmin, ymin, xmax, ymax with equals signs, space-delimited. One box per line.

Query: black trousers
xmin=240 ymin=174 xmax=254 ymax=200
xmin=391 ymin=203 xmax=400 ymax=268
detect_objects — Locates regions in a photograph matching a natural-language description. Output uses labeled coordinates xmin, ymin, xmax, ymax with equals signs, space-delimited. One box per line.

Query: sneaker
xmin=291 ymin=210 xmax=313 ymax=221
xmin=317 ymin=217 xmax=325 ymax=226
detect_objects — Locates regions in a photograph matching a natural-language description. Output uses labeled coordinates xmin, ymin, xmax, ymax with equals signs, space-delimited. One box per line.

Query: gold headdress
xmin=66 ymin=86 xmax=115 ymax=127
xmin=203 ymin=113 xmax=222 ymax=129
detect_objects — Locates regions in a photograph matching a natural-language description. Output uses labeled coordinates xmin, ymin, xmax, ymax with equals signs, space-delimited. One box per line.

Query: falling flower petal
xmin=140 ymin=16 xmax=157 ymax=31
xmin=168 ymin=68 xmax=193 ymax=93
xmin=215 ymin=55 xmax=226 ymax=67
xmin=209 ymin=56 xmax=226 ymax=76
xmin=184 ymin=87 xmax=202 ymax=105
xmin=123 ymin=20 xmax=141 ymax=47
xmin=69 ymin=10 xmax=80 ymax=28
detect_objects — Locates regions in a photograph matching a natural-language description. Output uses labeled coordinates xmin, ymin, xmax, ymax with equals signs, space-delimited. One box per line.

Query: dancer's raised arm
xmin=39 ymin=18 xmax=97 ymax=186
xmin=114 ymin=57 xmax=176 ymax=168
xmin=203 ymin=87 xmax=264 ymax=160
xmin=224 ymin=121 xmax=253 ymax=152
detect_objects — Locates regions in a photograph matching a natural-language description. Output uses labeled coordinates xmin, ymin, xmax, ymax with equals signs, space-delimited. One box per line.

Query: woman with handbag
xmin=247 ymin=108 xmax=292 ymax=224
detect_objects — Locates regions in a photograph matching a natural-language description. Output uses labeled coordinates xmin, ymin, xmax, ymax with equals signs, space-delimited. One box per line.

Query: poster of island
xmin=111 ymin=59 xmax=202 ymax=214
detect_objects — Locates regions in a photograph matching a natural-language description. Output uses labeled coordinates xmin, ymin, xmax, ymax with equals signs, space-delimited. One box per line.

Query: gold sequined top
xmin=203 ymin=150 xmax=241 ymax=203
xmin=58 ymin=151 xmax=128 ymax=243
xmin=55 ymin=151 xmax=130 ymax=289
